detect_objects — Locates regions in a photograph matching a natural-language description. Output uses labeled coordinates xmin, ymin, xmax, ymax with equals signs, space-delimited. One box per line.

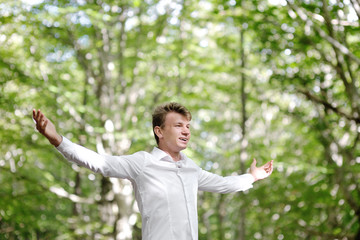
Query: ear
xmin=154 ymin=126 xmax=163 ymax=139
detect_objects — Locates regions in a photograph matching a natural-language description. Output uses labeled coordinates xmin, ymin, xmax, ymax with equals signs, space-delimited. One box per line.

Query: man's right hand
xmin=33 ymin=109 xmax=63 ymax=147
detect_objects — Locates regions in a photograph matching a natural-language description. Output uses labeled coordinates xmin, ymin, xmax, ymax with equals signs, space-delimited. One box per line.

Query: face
xmin=155 ymin=112 xmax=191 ymax=154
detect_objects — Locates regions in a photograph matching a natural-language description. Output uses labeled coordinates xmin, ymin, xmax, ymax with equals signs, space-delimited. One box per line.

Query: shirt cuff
xmin=243 ymin=173 xmax=256 ymax=184
xmin=55 ymin=136 xmax=72 ymax=152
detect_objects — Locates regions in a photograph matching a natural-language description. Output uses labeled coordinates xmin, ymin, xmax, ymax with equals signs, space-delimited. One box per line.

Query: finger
xmin=38 ymin=119 xmax=48 ymax=133
xmin=39 ymin=114 xmax=48 ymax=130
xmin=34 ymin=109 xmax=38 ymax=122
xmin=264 ymin=163 xmax=272 ymax=172
xmin=266 ymin=160 xmax=273 ymax=168
xmin=251 ymin=158 xmax=257 ymax=168
xmin=32 ymin=109 xmax=37 ymax=123
xmin=38 ymin=110 xmax=44 ymax=122
xmin=267 ymin=162 xmax=274 ymax=174
xmin=36 ymin=109 xmax=41 ymax=120
xmin=39 ymin=118 xmax=45 ymax=129
xmin=263 ymin=161 xmax=272 ymax=168
xmin=36 ymin=110 xmax=42 ymax=123
xmin=41 ymin=117 xmax=48 ymax=130
xmin=38 ymin=112 xmax=44 ymax=125
xmin=268 ymin=160 xmax=274 ymax=169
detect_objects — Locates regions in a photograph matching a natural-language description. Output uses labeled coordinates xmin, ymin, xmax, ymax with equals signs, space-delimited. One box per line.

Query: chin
xmin=179 ymin=145 xmax=188 ymax=150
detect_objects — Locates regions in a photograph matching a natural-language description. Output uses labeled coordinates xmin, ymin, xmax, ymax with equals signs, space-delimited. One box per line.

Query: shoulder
xmin=119 ymin=150 xmax=151 ymax=161
xmin=108 ymin=151 xmax=151 ymax=166
xmin=183 ymin=155 xmax=201 ymax=170
xmin=114 ymin=151 xmax=151 ymax=174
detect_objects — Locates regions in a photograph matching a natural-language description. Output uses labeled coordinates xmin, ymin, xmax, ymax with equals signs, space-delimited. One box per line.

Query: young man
xmin=33 ymin=102 xmax=273 ymax=240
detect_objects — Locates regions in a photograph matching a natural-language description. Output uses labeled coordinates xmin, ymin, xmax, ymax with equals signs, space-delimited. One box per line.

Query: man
xmin=33 ymin=102 xmax=273 ymax=240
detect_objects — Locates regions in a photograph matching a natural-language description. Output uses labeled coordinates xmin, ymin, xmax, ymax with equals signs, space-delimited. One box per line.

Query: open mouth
xmin=179 ymin=138 xmax=188 ymax=143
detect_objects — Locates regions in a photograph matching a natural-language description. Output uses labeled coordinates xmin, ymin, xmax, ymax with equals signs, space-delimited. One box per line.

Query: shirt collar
xmin=151 ymin=147 xmax=186 ymax=163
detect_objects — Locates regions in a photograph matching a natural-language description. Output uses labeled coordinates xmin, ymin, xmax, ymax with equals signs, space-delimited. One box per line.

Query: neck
xmin=169 ymin=152 xmax=181 ymax=162
xmin=158 ymin=146 xmax=181 ymax=162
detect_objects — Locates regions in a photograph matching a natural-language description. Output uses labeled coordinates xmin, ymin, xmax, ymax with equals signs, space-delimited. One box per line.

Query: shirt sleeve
xmin=56 ymin=136 xmax=146 ymax=180
xmin=197 ymin=168 xmax=255 ymax=193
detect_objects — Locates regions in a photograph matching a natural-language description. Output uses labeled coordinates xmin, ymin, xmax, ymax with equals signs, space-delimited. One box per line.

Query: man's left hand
xmin=250 ymin=159 xmax=274 ymax=182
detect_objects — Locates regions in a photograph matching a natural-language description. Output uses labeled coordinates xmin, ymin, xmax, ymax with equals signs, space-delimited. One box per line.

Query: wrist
xmin=251 ymin=173 xmax=258 ymax=182
xmin=49 ymin=134 xmax=62 ymax=147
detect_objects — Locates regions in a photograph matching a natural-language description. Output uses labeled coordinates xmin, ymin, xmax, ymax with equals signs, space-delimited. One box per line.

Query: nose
xmin=182 ymin=126 xmax=190 ymax=135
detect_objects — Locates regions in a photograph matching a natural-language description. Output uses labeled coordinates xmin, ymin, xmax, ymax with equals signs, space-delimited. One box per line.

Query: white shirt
xmin=56 ymin=137 xmax=255 ymax=240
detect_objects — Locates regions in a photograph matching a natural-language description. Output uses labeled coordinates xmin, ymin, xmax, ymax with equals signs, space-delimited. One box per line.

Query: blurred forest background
xmin=0 ymin=0 xmax=359 ymax=239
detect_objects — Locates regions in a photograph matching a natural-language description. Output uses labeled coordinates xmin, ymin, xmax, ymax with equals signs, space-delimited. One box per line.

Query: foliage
xmin=0 ymin=0 xmax=359 ymax=239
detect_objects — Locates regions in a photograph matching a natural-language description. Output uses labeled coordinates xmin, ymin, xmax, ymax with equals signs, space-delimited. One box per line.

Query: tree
xmin=1 ymin=0 xmax=359 ymax=239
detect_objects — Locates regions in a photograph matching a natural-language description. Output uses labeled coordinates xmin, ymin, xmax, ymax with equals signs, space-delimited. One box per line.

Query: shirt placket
xmin=175 ymin=161 xmax=194 ymax=240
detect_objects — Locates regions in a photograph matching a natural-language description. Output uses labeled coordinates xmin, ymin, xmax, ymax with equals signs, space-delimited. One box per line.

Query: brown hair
xmin=152 ymin=102 xmax=192 ymax=144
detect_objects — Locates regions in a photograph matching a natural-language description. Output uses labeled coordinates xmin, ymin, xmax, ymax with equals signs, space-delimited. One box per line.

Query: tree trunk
xmin=237 ymin=25 xmax=247 ymax=240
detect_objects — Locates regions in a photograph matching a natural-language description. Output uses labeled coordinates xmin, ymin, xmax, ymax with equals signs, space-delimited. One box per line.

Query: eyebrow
xmin=174 ymin=122 xmax=190 ymax=125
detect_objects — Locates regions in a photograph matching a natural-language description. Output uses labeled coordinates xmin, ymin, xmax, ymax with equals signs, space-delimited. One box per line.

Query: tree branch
xmin=349 ymin=0 xmax=360 ymax=21
xmin=286 ymin=1 xmax=360 ymax=66
xmin=297 ymin=88 xmax=360 ymax=123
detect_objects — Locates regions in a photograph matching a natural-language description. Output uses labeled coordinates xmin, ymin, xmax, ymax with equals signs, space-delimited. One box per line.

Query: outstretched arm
xmin=250 ymin=159 xmax=274 ymax=182
xmin=33 ymin=109 xmax=145 ymax=180
xmin=33 ymin=109 xmax=63 ymax=147
xmin=197 ymin=158 xmax=274 ymax=194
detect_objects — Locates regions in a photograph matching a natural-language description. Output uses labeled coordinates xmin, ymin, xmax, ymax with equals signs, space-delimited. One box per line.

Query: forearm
xmin=198 ymin=171 xmax=255 ymax=194
xmin=56 ymin=136 xmax=145 ymax=179
xmin=56 ymin=136 xmax=108 ymax=175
